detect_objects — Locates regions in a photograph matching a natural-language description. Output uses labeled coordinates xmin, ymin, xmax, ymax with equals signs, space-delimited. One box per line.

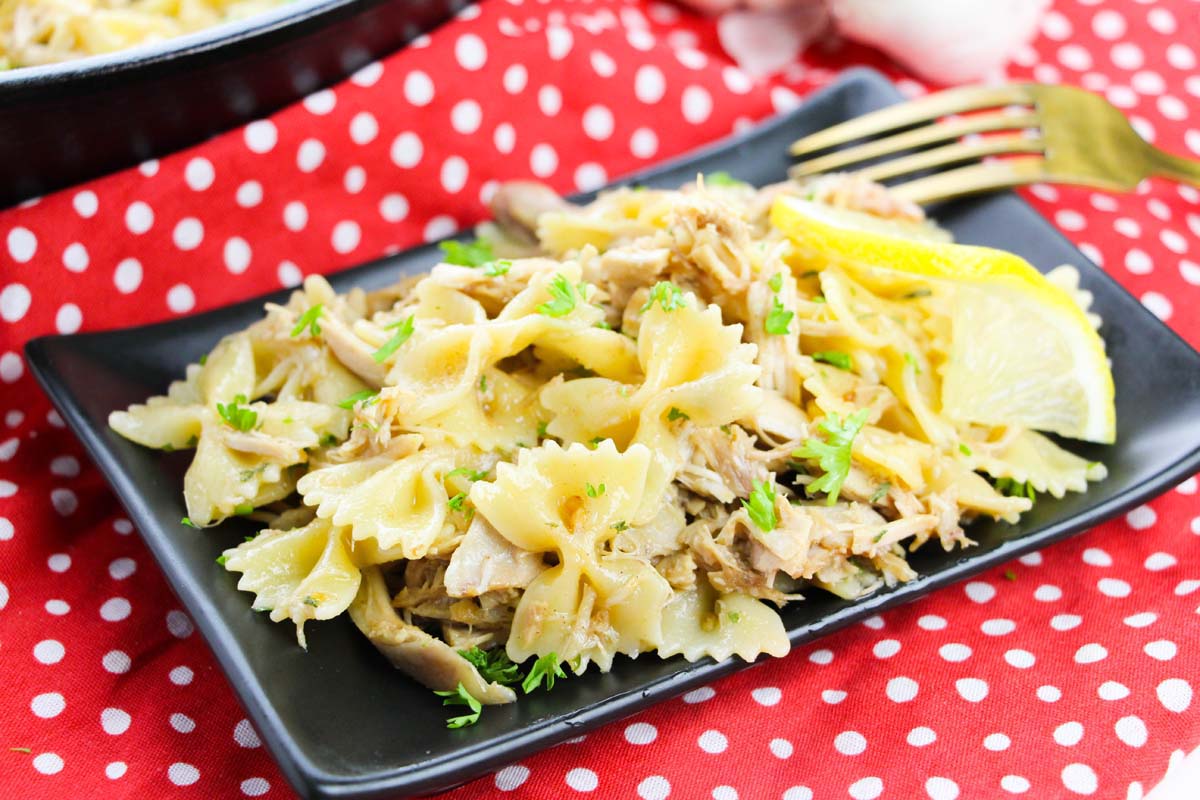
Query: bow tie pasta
xmin=111 ymin=172 xmax=1110 ymax=725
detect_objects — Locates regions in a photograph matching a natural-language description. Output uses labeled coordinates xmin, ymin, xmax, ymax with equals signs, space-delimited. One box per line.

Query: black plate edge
xmin=21 ymin=66 xmax=1200 ymax=798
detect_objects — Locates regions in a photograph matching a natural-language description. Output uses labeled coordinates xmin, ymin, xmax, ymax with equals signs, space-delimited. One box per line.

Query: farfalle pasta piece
xmin=222 ymin=518 xmax=361 ymax=648
xmin=973 ymin=429 xmax=1107 ymax=498
xmin=659 ymin=574 xmax=789 ymax=663
xmin=470 ymin=441 xmax=672 ymax=672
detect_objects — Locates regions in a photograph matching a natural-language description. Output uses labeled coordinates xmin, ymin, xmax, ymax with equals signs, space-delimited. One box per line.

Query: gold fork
xmin=790 ymin=83 xmax=1200 ymax=205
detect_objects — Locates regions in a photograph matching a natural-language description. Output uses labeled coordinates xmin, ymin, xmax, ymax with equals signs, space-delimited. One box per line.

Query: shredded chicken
xmin=677 ymin=425 xmax=769 ymax=503
xmin=444 ymin=515 xmax=545 ymax=598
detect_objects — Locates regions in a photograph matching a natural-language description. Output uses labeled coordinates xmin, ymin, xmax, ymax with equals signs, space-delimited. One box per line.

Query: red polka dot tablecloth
xmin=2 ymin=1 xmax=1199 ymax=798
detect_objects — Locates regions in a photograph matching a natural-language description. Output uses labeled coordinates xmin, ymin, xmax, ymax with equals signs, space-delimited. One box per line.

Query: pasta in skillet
xmin=110 ymin=173 xmax=1108 ymax=721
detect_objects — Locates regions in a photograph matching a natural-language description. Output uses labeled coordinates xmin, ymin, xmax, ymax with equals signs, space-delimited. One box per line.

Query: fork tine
xmin=789 ymin=110 xmax=1040 ymax=177
xmin=789 ymin=84 xmax=1036 ymax=156
xmin=888 ymin=156 xmax=1050 ymax=205
xmin=855 ymin=134 xmax=1044 ymax=182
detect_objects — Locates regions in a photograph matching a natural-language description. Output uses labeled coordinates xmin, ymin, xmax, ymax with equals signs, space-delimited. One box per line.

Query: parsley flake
xmin=484 ymin=259 xmax=512 ymax=277
xmin=764 ymin=297 xmax=793 ymax=335
xmin=727 ymin=612 xmax=742 ymax=624
xmin=667 ymin=407 xmax=690 ymax=422
xmin=641 ymin=281 xmax=686 ymax=313
xmin=181 ymin=517 xmax=198 ymax=529
xmin=792 ymin=409 xmax=870 ymax=505
xmin=372 ymin=315 xmax=415 ymax=362
xmin=767 ymin=272 xmax=784 ymax=293
xmin=904 ymin=352 xmax=922 ymax=373
xmin=234 ymin=503 xmax=254 ymax=516
xmin=704 ymin=171 xmax=746 ymax=187
xmin=302 ymin=595 xmax=320 ymax=607
xmin=588 ymin=436 xmax=606 ymax=449
xmin=537 ymin=420 xmax=549 ymax=438
xmin=10 ymin=747 xmax=31 ymax=754
xmin=959 ymin=443 xmax=973 ymax=456
xmin=812 ymin=351 xmax=852 ymax=370
xmin=900 ymin=287 xmax=932 ymax=300
xmin=585 ymin=483 xmax=605 ymax=498
xmin=995 ymin=477 xmax=1036 ymax=503
xmin=1004 ymin=569 xmax=1018 ymax=582
xmin=869 ymin=482 xmax=892 ymax=504
xmin=217 ymin=394 xmax=257 ymax=431
xmin=337 ymin=389 xmax=378 ymax=409
xmin=215 ymin=554 xmax=227 ymax=566
xmin=611 ymin=520 xmax=629 ymax=532
xmin=439 ymin=238 xmax=495 ymax=268
xmin=290 ymin=304 xmax=324 ymax=338
xmin=434 ymin=682 xmax=483 ymax=728
xmin=447 ymin=467 xmax=489 ymax=482
xmin=742 ymin=479 xmax=778 ymax=532
xmin=448 ymin=492 xmax=468 ymax=512
xmin=537 ymin=274 xmax=577 ymax=317
xmin=522 ymin=652 xmax=568 ymax=694
xmin=459 ymin=647 xmax=522 ymax=686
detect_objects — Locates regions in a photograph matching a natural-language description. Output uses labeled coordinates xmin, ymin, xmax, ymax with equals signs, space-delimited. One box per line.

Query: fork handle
xmin=1149 ymin=147 xmax=1200 ymax=187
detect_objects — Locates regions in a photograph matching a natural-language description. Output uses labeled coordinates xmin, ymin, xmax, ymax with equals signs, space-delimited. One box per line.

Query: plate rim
xmin=24 ymin=66 xmax=1200 ymax=799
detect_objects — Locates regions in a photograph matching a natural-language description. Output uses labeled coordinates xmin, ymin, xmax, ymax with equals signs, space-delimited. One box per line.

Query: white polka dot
xmin=303 ymin=89 xmax=336 ymax=115
xmin=170 ymin=712 xmax=195 ymax=733
xmin=167 ymin=284 xmax=195 ymax=314
xmin=277 ymin=261 xmax=302 ymax=288
xmin=1058 ymin=44 xmax=1092 ymax=72
xmin=1051 ymin=614 xmax=1082 ymax=631
xmin=33 ymin=639 xmax=64 ymax=664
xmin=33 ymin=753 xmax=63 ymax=775
xmin=959 ymin=580 xmax=995 ymax=604
xmin=103 ymin=650 xmax=131 ymax=674
xmin=1111 ymin=42 xmax=1144 ymax=71
xmin=1092 ymin=9 xmax=1126 ymax=40
xmin=918 ymin=614 xmax=946 ymax=630
xmin=184 ymin=157 xmax=215 ymax=191
xmin=1055 ymin=210 xmax=1086 ymax=231
xmin=1020 ymin=551 xmax=1043 ymax=567
xmin=1148 ymin=8 xmax=1177 ymax=34
xmin=391 ymin=132 xmax=423 ymax=168
xmin=591 ymin=50 xmax=616 ymax=78
xmin=45 ymin=599 xmax=70 ymax=615
xmin=166 ymin=609 xmax=194 ymax=638
xmin=1082 ymin=547 xmax=1112 ymax=567
xmin=495 ymin=766 xmax=530 ymax=791
xmin=848 ymin=777 xmax=883 ymax=800
xmin=1098 ymin=578 xmax=1132 ymax=598
xmin=106 ymin=762 xmax=127 ymax=779
xmin=1115 ymin=217 xmax=1142 ymax=238
xmin=1125 ymin=611 xmax=1157 ymax=628
xmin=1001 ymin=775 xmax=1031 ymax=794
xmin=1157 ymin=679 xmax=1192 ymax=713
xmin=956 ymin=678 xmax=988 ymax=702
xmin=224 ymin=238 xmax=251 ymax=275
xmin=73 ymin=190 xmax=98 ymax=218
xmin=1144 ymin=640 xmax=1177 ymax=661
xmin=234 ymin=719 xmax=260 ymax=747
xmin=62 ymin=243 xmax=89 ymax=273
xmin=168 ymin=763 xmax=200 ymax=786
xmin=1144 ymin=552 xmax=1176 ymax=572
xmin=1141 ymin=292 xmax=1172 ymax=321
xmin=439 ymin=156 xmax=469 ymax=195
xmin=1158 ymin=95 xmax=1189 ymax=122
xmin=138 ymin=158 xmax=159 ymax=176
xmin=350 ymin=61 xmax=383 ymax=86
xmin=1034 ymin=584 xmax=1062 ymax=602
xmin=503 ymin=64 xmax=527 ymax=94
xmin=236 ymin=181 xmax=263 ymax=208
xmin=1098 ymin=681 xmax=1130 ymax=701
xmin=711 ymin=787 xmax=737 ymax=800
xmin=1062 ymin=763 xmax=1098 ymax=795
xmin=114 ymin=259 xmax=143 ymax=294
xmin=926 ymin=777 xmax=959 ymax=800
xmin=6 ymin=227 xmax=36 ymax=263
xmin=48 ymin=553 xmax=70 ymax=572
xmin=681 ymin=86 xmax=712 ymax=124
xmin=1005 ymin=649 xmax=1036 ymax=669
xmin=530 ymin=143 xmax=558 ymax=178
xmin=1115 ymin=715 xmax=1147 ymax=748
xmin=751 ymin=687 xmax=781 ymax=706
xmin=635 ymin=66 xmax=665 ymax=104
xmin=172 ymin=217 xmax=203 ymax=250
xmin=31 ymin=692 xmax=65 ymax=718
xmin=349 ymin=112 xmax=379 ymax=145
xmin=627 ymin=28 xmax=654 ymax=51
xmin=770 ymin=739 xmax=793 ymax=759
xmin=983 ymin=733 xmax=1011 ymax=751
xmin=404 ymin=70 xmax=434 ymax=106
xmin=939 ymin=643 xmax=972 ymax=662
xmin=698 ymin=730 xmax=727 ymax=754
xmin=296 ymin=139 xmax=326 ymax=173
xmin=455 ymin=33 xmax=487 ymax=70
xmin=860 ymin=615 xmax=885 ymax=630
xmin=423 ymin=216 xmax=457 ymax=242
xmin=0 ymin=353 xmax=22 ymax=386
xmin=574 ymin=163 xmax=607 ymax=193
xmin=379 ymin=194 xmax=409 ymax=223
xmin=244 ymin=120 xmax=277 ymax=153
xmin=0 ymin=283 xmax=30 ymax=324
xmin=48 ymin=487 xmax=76 ymax=516
xmin=907 ymin=727 xmax=936 ymax=747
xmin=241 ymin=777 xmax=270 ymax=796
xmin=451 ymin=100 xmax=482 ymax=135
xmin=1177 ymin=476 xmax=1197 ymax=495
xmin=683 ymin=686 xmax=715 ymax=704
xmin=982 ymin=619 xmax=1016 ymax=635
xmin=582 ymin=105 xmax=614 ymax=141
xmin=283 ymin=201 xmax=308 ymax=231
xmin=835 ymin=730 xmax=867 ymax=756
xmin=479 ymin=181 xmax=499 ymax=206
xmin=101 ymin=707 xmax=131 ymax=735
xmin=1133 ymin=71 xmax=1166 ymax=97
xmin=625 ymin=722 xmax=657 ymax=744
xmin=630 ymin=128 xmax=658 ymax=159
xmin=822 ymin=689 xmax=847 ymax=704
xmin=0 ymin=437 xmax=15 ymax=460
xmin=169 ymin=665 xmax=194 ymax=685
xmin=539 ymin=87 xmax=562 ymax=119
xmin=1038 ymin=685 xmax=1062 ymax=703
xmin=565 ymin=767 xmax=597 ymax=791
xmin=547 ymin=25 xmax=573 ymax=59
xmin=1075 ymin=643 xmax=1108 ymax=664
xmin=55 ymin=304 xmax=81 ymax=334
xmin=101 ymin=597 xmax=131 ymax=622
xmin=872 ymin=639 xmax=900 ymax=658
xmin=808 ymin=649 xmax=833 ymax=665
xmin=1167 ymin=44 xmax=1197 ymax=71
xmin=1054 ymin=721 xmax=1084 ymax=746
xmin=1188 ymin=260 xmax=1200 ymax=286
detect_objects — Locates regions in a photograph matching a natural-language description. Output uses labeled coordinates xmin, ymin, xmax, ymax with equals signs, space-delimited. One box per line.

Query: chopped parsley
xmin=767 ymin=272 xmax=784 ymax=292
xmin=537 ymin=420 xmax=549 ymax=438
xmin=181 ymin=517 xmax=198 ymax=529
xmin=812 ymin=351 xmax=852 ymax=371
xmin=302 ymin=595 xmax=320 ymax=607
xmin=434 ymin=682 xmax=483 ymax=728
xmin=764 ymin=297 xmax=793 ymax=335
xmin=869 ymin=482 xmax=891 ymax=504
xmin=337 ymin=389 xmax=378 ymax=409
xmin=641 ymin=281 xmax=686 ymax=313
xmin=900 ymin=287 xmax=932 ymax=300
xmin=585 ymin=483 xmax=605 ymax=498
xmin=873 ymin=529 xmax=888 ymax=543
xmin=217 ymin=395 xmax=257 ymax=431
xmin=995 ymin=477 xmax=1036 ymax=503
xmin=448 ymin=492 xmax=468 ymax=512
xmin=904 ymin=352 xmax=921 ymax=373
xmin=611 ymin=520 xmax=629 ymax=532
xmin=198 ymin=354 xmax=208 ymax=366
xmin=439 ymin=238 xmax=495 ymax=268
xmin=742 ymin=479 xmax=777 ymax=533
xmin=727 ymin=612 xmax=742 ymax=624
xmin=537 ymin=274 xmax=577 ymax=317
xmin=484 ymin=259 xmax=512 ymax=277
xmin=215 ymin=554 xmax=227 ymax=566
xmin=812 ymin=295 xmax=826 ymax=304
xmin=667 ymin=407 xmax=690 ymax=422
xmin=320 ymin=433 xmax=339 ymax=447
xmin=372 ymin=316 xmax=415 ymax=362
xmin=447 ymin=467 xmax=489 ymax=482
xmin=234 ymin=503 xmax=254 ymax=516
xmin=290 ymin=304 xmax=324 ymax=338
xmin=459 ymin=647 xmax=522 ymax=686
xmin=588 ymin=436 xmax=606 ymax=449
xmin=1004 ymin=569 xmax=1018 ymax=582
xmin=522 ymin=652 xmax=568 ymax=694
xmin=792 ymin=409 xmax=870 ymax=505
xmin=959 ymin=443 xmax=973 ymax=456
xmin=479 ymin=374 xmax=488 ymax=393
xmin=594 ymin=320 xmax=612 ymax=330
xmin=9 ymin=747 xmax=31 ymax=754
xmin=705 ymin=171 xmax=746 ymax=188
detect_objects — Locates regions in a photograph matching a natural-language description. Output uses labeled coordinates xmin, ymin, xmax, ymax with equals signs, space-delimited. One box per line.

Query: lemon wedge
xmin=771 ymin=195 xmax=1115 ymax=444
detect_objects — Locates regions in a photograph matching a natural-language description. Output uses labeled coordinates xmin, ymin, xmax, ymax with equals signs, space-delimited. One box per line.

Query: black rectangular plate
xmin=25 ymin=68 xmax=1200 ymax=800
